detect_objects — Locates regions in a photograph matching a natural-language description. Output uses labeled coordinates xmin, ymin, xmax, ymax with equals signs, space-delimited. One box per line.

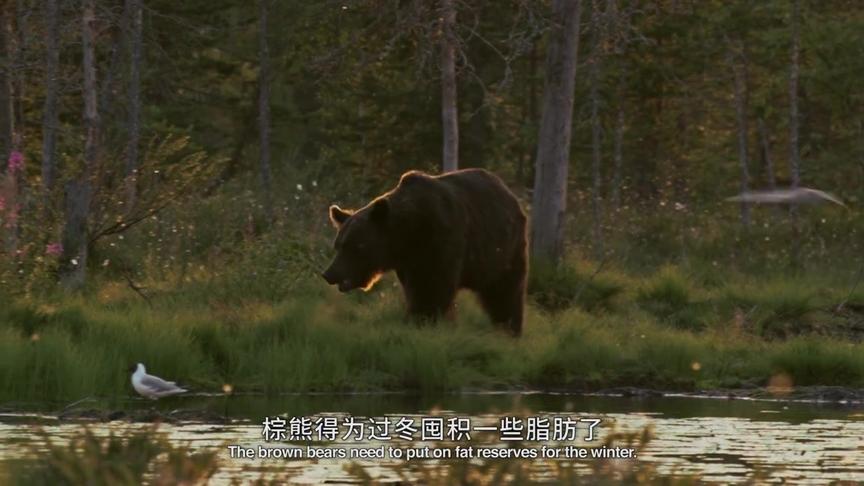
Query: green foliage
xmin=1 ymin=303 xmax=87 ymax=339
xmin=722 ymin=280 xmax=821 ymax=338
xmin=631 ymin=331 xmax=705 ymax=389
xmin=636 ymin=267 xmax=704 ymax=331
xmin=0 ymin=0 xmax=863 ymax=409
xmin=528 ymin=259 xmax=624 ymax=312
xmin=530 ymin=319 xmax=623 ymax=387
xmin=769 ymin=338 xmax=864 ymax=386
xmin=2 ymin=255 xmax=864 ymax=403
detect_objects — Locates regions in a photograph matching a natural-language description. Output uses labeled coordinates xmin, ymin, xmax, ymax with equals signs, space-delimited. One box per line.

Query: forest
xmin=1 ymin=1 xmax=864 ymax=483
xmin=0 ymin=0 xmax=862 ymax=399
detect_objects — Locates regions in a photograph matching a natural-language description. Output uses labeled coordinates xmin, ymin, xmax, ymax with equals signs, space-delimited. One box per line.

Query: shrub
xmin=636 ymin=267 xmax=704 ymax=330
xmin=528 ymin=260 xmax=623 ymax=312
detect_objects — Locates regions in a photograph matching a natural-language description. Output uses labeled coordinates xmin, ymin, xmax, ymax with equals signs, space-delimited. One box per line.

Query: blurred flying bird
xmin=726 ymin=187 xmax=846 ymax=207
xmin=129 ymin=363 xmax=187 ymax=400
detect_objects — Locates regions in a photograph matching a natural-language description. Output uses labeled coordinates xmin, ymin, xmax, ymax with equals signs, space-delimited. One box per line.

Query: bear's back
xmin=390 ymin=168 xmax=525 ymax=255
xmin=435 ymin=169 xmax=526 ymax=286
xmin=436 ymin=168 xmax=525 ymax=227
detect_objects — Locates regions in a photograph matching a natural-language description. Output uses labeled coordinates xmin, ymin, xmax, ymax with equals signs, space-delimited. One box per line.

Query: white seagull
xmin=129 ymin=363 xmax=188 ymax=400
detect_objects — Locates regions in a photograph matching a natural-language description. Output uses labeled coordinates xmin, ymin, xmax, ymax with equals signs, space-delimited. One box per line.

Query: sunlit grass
xmin=3 ymin=174 xmax=862 ymax=403
xmin=1 ymin=261 xmax=863 ymax=403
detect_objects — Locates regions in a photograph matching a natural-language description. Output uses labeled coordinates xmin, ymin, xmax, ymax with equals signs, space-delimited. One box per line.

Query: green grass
xmin=528 ymin=259 xmax=625 ymax=312
xmin=2 ymin=191 xmax=863 ymax=402
xmin=635 ymin=266 xmax=704 ymax=331
xmin=1 ymin=259 xmax=863 ymax=403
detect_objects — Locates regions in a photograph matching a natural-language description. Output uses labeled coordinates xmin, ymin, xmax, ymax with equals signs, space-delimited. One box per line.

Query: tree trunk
xmin=611 ymin=102 xmax=625 ymax=211
xmin=788 ymin=0 xmax=801 ymax=191
xmin=589 ymin=0 xmax=604 ymax=255
xmin=788 ymin=0 xmax=801 ymax=267
xmin=124 ymin=0 xmax=142 ymax=214
xmin=0 ymin=8 xmax=12 ymax=174
xmin=42 ymin=0 xmax=59 ymax=197
xmin=530 ymin=0 xmax=583 ymax=264
xmin=757 ymin=118 xmax=776 ymax=190
xmin=1 ymin=4 xmax=20 ymax=254
xmin=61 ymin=0 xmax=99 ymax=290
xmin=257 ymin=0 xmax=274 ymax=221
xmin=607 ymin=0 xmax=627 ymax=211
xmin=98 ymin=6 xmax=128 ymax=124
xmin=439 ymin=0 xmax=458 ymax=173
xmin=518 ymin=42 xmax=540 ymax=184
xmin=60 ymin=180 xmax=92 ymax=289
xmin=11 ymin=0 xmax=25 ymax=136
xmin=731 ymin=41 xmax=751 ymax=227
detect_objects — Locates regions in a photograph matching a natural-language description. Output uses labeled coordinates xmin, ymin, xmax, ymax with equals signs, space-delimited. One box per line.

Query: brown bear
xmin=322 ymin=168 xmax=528 ymax=335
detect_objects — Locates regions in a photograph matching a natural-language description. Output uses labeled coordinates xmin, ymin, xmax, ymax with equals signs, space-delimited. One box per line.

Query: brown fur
xmin=322 ymin=168 xmax=527 ymax=335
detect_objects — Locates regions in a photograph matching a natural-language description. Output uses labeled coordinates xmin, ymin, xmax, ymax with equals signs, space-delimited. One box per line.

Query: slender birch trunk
xmin=611 ymin=102 xmax=625 ymax=210
xmin=257 ymin=0 xmax=274 ymax=221
xmin=731 ymin=41 xmax=751 ymax=227
xmin=589 ymin=0 xmax=604 ymax=255
xmin=440 ymin=0 xmax=459 ymax=173
xmin=607 ymin=0 xmax=628 ymax=211
xmin=124 ymin=0 xmax=142 ymax=213
xmin=61 ymin=0 xmax=99 ymax=290
xmin=530 ymin=0 xmax=583 ymax=263
xmin=518 ymin=43 xmax=540 ymax=184
xmin=788 ymin=0 xmax=801 ymax=192
xmin=757 ymin=118 xmax=776 ymax=190
xmin=788 ymin=0 xmax=802 ymax=267
xmin=42 ymin=0 xmax=59 ymax=197
xmin=0 ymin=8 xmax=12 ymax=173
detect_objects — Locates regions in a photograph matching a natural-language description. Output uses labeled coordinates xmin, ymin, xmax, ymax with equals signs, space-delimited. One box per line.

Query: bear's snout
xmin=322 ymin=267 xmax=353 ymax=292
xmin=321 ymin=269 xmax=338 ymax=286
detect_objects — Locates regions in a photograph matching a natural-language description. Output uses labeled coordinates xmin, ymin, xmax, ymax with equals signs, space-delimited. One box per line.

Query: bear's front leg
xmin=397 ymin=269 xmax=459 ymax=323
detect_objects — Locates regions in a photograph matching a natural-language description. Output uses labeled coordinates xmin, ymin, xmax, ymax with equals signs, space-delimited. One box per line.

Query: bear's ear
xmin=329 ymin=205 xmax=352 ymax=227
xmin=370 ymin=198 xmax=389 ymax=224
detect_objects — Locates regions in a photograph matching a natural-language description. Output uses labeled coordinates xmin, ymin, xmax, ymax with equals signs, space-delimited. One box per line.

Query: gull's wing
xmin=726 ymin=188 xmax=846 ymax=207
xmin=726 ymin=190 xmax=796 ymax=204
xmin=140 ymin=374 xmax=185 ymax=394
xmin=802 ymin=188 xmax=846 ymax=207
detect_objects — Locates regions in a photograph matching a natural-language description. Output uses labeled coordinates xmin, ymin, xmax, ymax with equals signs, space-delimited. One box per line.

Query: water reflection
xmin=0 ymin=393 xmax=861 ymax=484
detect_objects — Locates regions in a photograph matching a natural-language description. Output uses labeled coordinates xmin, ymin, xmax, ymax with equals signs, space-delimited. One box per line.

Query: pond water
xmin=0 ymin=393 xmax=861 ymax=484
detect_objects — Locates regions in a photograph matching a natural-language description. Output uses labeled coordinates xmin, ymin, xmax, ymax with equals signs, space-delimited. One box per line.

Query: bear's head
xmin=321 ymin=198 xmax=391 ymax=292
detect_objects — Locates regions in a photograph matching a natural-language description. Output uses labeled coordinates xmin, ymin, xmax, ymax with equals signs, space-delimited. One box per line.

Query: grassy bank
xmin=1 ymin=258 xmax=863 ymax=404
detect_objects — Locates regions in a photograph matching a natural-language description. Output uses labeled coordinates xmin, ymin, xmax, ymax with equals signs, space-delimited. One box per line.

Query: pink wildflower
xmin=46 ymin=242 xmax=63 ymax=256
xmin=7 ymin=150 xmax=23 ymax=173
xmin=5 ymin=205 xmax=17 ymax=226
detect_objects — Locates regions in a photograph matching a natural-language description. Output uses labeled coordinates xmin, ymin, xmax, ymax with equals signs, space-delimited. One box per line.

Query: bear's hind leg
xmin=477 ymin=268 xmax=525 ymax=336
